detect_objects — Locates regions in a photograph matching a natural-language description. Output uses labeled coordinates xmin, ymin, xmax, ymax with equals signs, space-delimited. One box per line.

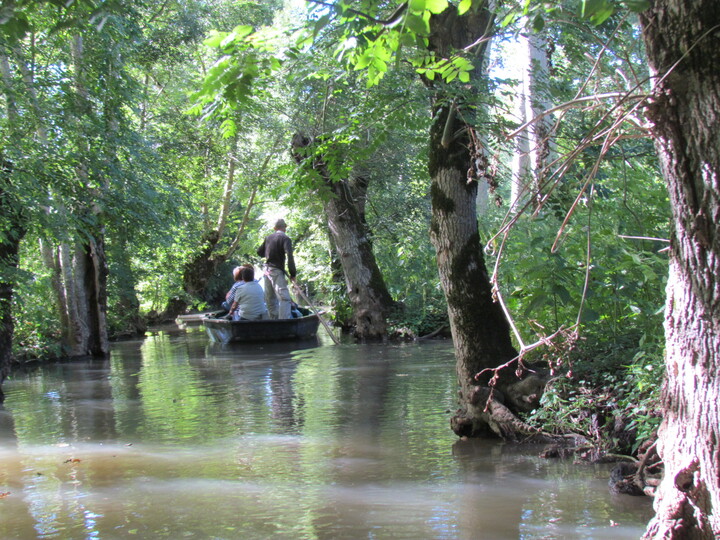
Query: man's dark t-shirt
xmin=257 ymin=230 xmax=296 ymax=278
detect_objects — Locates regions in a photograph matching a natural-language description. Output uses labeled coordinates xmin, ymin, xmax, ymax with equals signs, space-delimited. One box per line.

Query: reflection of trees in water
xmin=4 ymin=358 xmax=119 ymax=443
xmin=0 ymin=406 xmax=37 ymax=537
xmin=451 ymin=439 xmax=539 ymax=538
xmin=268 ymin=360 xmax=300 ymax=432
xmin=0 ymin=366 xmax=121 ymax=539
xmin=291 ymin=343 xmax=459 ymax=538
xmin=451 ymin=438 xmax=652 ymax=537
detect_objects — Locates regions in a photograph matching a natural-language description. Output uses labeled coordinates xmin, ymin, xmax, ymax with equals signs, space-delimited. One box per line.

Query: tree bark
xmin=639 ymin=1 xmax=720 ymax=538
xmin=81 ymin=234 xmax=110 ymax=356
xmin=62 ymin=35 xmax=109 ymax=357
xmin=291 ymin=134 xmax=396 ymax=340
xmin=426 ymin=6 xmax=535 ymax=438
xmin=179 ymin=229 xmax=225 ymax=309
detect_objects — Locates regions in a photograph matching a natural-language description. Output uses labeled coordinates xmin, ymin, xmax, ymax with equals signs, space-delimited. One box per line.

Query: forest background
xmin=3 ymin=0 xmax=712 ymax=536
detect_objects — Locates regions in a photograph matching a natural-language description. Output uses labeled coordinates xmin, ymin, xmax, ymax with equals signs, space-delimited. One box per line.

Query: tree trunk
xmin=47 ymin=237 xmax=110 ymax=357
xmin=324 ymin=173 xmax=395 ymax=339
xmin=426 ymin=6 xmax=548 ymax=439
xmin=291 ymin=134 xmax=396 ymax=340
xmin=179 ymin=229 xmax=225 ymax=310
xmin=59 ymin=242 xmax=85 ymax=352
xmin=81 ymin=233 xmax=110 ymax=356
xmin=510 ymin=21 xmax=552 ymax=210
xmin=429 ymin=103 xmax=523 ymax=438
xmin=639 ymin=1 xmax=720 ymax=538
xmin=60 ymin=35 xmax=109 ymax=357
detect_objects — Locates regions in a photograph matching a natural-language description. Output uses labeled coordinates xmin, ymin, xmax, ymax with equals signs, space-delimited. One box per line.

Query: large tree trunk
xmin=429 ymin=102 xmax=526 ymax=438
xmin=427 ymin=7 xmax=540 ymax=438
xmin=61 ymin=35 xmax=109 ymax=357
xmin=639 ymin=1 xmax=720 ymax=538
xmin=179 ymin=229 xmax=225 ymax=309
xmin=44 ymin=236 xmax=110 ymax=357
xmin=80 ymin=233 xmax=110 ymax=356
xmin=292 ymin=134 xmax=396 ymax=340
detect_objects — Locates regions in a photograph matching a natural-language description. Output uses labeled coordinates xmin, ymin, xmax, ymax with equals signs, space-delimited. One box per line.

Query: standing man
xmin=257 ymin=218 xmax=296 ymax=319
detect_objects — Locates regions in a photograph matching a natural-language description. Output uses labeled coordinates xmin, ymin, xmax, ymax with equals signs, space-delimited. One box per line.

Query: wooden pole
xmin=291 ymin=281 xmax=340 ymax=345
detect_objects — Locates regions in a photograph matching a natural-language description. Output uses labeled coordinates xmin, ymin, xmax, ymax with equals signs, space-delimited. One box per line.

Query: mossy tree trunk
xmin=292 ymin=134 xmax=395 ymax=340
xmin=426 ymin=6 xmax=545 ymax=439
xmin=639 ymin=1 xmax=720 ymax=538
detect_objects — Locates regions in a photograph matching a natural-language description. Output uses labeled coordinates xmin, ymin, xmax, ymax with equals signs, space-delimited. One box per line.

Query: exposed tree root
xmin=451 ymin=384 xmax=575 ymax=445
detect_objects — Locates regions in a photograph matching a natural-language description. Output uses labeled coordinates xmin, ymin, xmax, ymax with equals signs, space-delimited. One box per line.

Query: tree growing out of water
xmin=300 ymin=0 xmax=558 ymax=438
xmin=290 ymin=133 xmax=397 ymax=340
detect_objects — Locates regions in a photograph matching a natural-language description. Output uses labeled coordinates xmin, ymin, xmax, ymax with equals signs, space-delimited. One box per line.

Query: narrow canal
xmin=0 ymin=325 xmax=652 ymax=539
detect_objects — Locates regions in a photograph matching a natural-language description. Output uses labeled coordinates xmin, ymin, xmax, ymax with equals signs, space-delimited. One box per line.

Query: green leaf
xmin=532 ymin=13 xmax=545 ymax=32
xmin=425 ymin=0 xmax=448 ymax=15
xmin=314 ymin=14 xmax=331 ymax=37
xmin=405 ymin=13 xmax=430 ymax=35
xmin=452 ymin=56 xmax=473 ymax=71
xmin=580 ymin=0 xmax=615 ymax=24
xmin=580 ymin=0 xmax=602 ymax=17
xmin=0 ymin=11 xmax=30 ymax=41
xmin=525 ymin=293 xmax=549 ymax=316
xmin=354 ymin=52 xmax=372 ymax=70
xmin=204 ymin=31 xmax=228 ymax=48
xmin=624 ymin=0 xmax=650 ymax=12
xmin=399 ymin=32 xmax=416 ymax=47
xmin=552 ymin=284 xmax=572 ymax=304
xmin=501 ymin=10 xmax=519 ymax=28
xmin=590 ymin=6 xmax=614 ymax=24
xmin=232 ymin=25 xmax=254 ymax=40
xmin=458 ymin=0 xmax=472 ymax=15
xmin=409 ymin=0 xmax=426 ymax=13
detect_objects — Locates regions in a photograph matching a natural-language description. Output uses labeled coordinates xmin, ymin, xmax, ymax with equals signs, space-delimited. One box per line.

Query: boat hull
xmin=203 ymin=311 xmax=321 ymax=344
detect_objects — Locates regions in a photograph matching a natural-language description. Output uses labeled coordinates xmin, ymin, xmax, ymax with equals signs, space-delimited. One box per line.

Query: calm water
xmin=0 ymin=325 xmax=652 ymax=539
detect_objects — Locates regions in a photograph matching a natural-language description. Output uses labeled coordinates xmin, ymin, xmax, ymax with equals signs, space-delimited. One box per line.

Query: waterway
xmin=0 ymin=325 xmax=653 ymax=539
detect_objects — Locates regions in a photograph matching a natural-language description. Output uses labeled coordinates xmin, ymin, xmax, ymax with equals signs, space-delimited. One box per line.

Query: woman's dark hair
xmin=241 ymin=266 xmax=255 ymax=281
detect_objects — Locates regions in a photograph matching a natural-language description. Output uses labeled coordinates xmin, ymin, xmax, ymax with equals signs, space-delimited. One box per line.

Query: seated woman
xmin=230 ymin=266 xmax=269 ymax=321
xmin=222 ymin=266 xmax=245 ymax=312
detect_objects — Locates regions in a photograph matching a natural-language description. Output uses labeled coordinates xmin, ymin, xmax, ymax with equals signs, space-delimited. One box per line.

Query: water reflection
xmin=0 ymin=333 xmax=652 ymax=539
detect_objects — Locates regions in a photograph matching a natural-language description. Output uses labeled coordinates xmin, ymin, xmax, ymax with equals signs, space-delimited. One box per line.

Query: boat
xmin=202 ymin=307 xmax=321 ymax=344
xmin=175 ymin=312 xmax=212 ymax=329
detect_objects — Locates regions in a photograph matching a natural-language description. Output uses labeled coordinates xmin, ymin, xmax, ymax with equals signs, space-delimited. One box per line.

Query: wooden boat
xmin=175 ymin=312 xmax=212 ymax=329
xmin=202 ymin=307 xmax=321 ymax=344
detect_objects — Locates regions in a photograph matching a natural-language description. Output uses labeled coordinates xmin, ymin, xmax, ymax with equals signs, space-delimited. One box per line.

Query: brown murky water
xmin=0 ymin=325 xmax=652 ymax=539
